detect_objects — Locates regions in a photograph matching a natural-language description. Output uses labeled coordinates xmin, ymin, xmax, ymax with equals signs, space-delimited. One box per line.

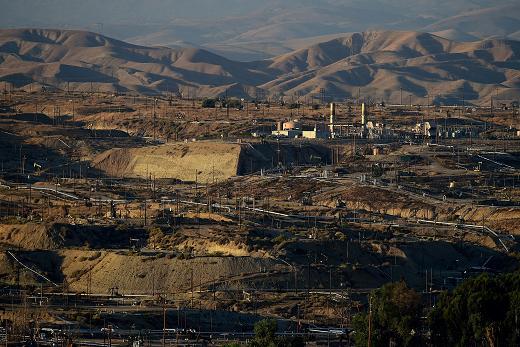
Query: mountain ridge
xmin=0 ymin=28 xmax=518 ymax=105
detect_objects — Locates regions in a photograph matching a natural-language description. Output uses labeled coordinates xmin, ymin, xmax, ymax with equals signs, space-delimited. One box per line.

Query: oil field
xmin=0 ymin=82 xmax=519 ymax=346
xmin=0 ymin=1 xmax=520 ymax=345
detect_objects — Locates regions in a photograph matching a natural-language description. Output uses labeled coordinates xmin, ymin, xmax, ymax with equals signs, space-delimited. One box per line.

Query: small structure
xmin=271 ymin=128 xmax=301 ymax=138
xmin=272 ymin=119 xmax=329 ymax=139
xmin=413 ymin=121 xmax=437 ymax=138
xmin=283 ymin=119 xmax=300 ymax=130
xmin=366 ymin=121 xmax=390 ymax=139
xmin=272 ymin=119 xmax=302 ymax=137
xmin=302 ymin=124 xmax=329 ymax=139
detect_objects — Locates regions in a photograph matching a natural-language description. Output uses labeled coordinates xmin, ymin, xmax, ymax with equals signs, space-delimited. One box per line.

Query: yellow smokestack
xmin=361 ymin=102 xmax=366 ymax=125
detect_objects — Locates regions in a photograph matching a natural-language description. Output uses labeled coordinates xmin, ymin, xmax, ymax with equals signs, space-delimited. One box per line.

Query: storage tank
xmin=283 ymin=120 xmax=299 ymax=130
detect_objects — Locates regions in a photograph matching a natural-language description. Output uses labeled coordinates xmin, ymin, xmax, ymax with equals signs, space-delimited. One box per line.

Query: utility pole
xmin=425 ymin=268 xmax=428 ymax=293
xmin=422 ymin=98 xmax=426 ymax=144
xmin=162 ymin=302 xmax=166 ymax=347
xmin=329 ymin=266 xmax=332 ymax=315
xmin=490 ymin=96 xmax=494 ymax=119
xmin=153 ymin=98 xmax=157 ymax=141
xmin=19 ymin=145 xmax=25 ymax=175
xmin=190 ymin=268 xmax=194 ymax=308
xmin=368 ymin=294 xmax=373 ymax=347
xmin=294 ymin=266 xmax=298 ymax=295
xmin=88 ymin=269 xmax=92 ymax=298
xmin=144 ymin=200 xmax=147 ymax=226
xmin=225 ymin=90 xmax=229 ymax=120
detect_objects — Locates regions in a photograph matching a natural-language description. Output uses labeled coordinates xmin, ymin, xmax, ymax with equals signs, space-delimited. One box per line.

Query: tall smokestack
xmin=361 ymin=102 xmax=366 ymax=126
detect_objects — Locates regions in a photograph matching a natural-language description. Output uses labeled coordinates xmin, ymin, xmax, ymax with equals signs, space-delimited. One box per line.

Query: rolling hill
xmin=423 ymin=5 xmax=520 ymax=40
xmin=0 ymin=28 xmax=518 ymax=104
xmin=2 ymin=1 xmax=518 ymax=62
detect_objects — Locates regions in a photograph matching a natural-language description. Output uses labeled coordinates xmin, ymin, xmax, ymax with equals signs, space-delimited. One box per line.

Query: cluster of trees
xmin=201 ymin=98 xmax=216 ymax=108
xmin=249 ymin=319 xmax=304 ymax=347
xmin=353 ymin=271 xmax=520 ymax=346
xmin=429 ymin=271 xmax=520 ymax=347
xmin=224 ymin=271 xmax=518 ymax=346
xmin=201 ymin=98 xmax=243 ymax=109
xmin=224 ymin=319 xmax=303 ymax=347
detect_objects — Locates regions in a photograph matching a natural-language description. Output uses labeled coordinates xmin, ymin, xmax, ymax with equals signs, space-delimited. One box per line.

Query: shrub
xmin=273 ymin=235 xmax=287 ymax=245
xmin=335 ymin=232 xmax=347 ymax=241
xmin=202 ymin=98 xmax=216 ymax=108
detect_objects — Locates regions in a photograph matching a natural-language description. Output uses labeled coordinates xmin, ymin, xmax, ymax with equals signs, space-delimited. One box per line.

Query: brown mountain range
xmin=0 ymin=29 xmax=518 ymax=104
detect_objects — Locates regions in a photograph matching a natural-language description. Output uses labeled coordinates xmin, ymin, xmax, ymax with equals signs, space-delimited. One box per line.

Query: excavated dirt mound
xmin=0 ymin=223 xmax=147 ymax=250
xmin=92 ymin=142 xmax=243 ymax=182
xmin=72 ymin=253 xmax=279 ymax=294
xmin=92 ymin=141 xmax=330 ymax=181
xmin=2 ymin=235 xmax=515 ymax=294
xmin=0 ymin=223 xmax=60 ymax=250
xmin=32 ymin=250 xmax=280 ymax=294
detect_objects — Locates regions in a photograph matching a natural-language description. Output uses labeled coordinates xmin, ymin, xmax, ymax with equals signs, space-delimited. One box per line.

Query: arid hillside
xmin=0 ymin=29 xmax=519 ymax=104
xmin=263 ymin=31 xmax=520 ymax=103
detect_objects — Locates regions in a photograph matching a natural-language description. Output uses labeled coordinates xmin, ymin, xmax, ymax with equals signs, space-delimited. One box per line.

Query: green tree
xmin=353 ymin=281 xmax=422 ymax=347
xmin=429 ymin=271 xmax=520 ymax=347
xmin=224 ymin=98 xmax=243 ymax=109
xmin=250 ymin=319 xmax=277 ymax=347
xmin=249 ymin=319 xmax=303 ymax=347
